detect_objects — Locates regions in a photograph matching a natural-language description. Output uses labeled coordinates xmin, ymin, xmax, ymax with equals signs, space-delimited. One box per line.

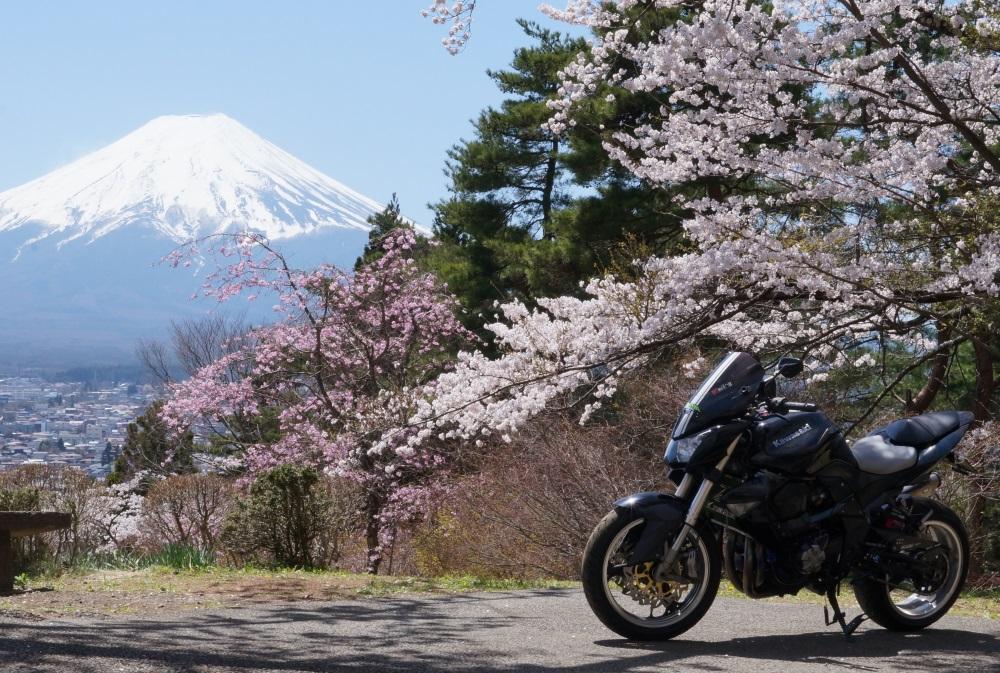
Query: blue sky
xmin=0 ymin=1 xmax=584 ymax=227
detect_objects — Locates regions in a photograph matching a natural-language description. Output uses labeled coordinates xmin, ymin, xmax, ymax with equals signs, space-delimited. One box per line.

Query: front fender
xmin=613 ymin=492 xmax=687 ymax=565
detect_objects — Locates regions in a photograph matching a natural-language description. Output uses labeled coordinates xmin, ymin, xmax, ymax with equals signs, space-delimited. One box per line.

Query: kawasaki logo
xmin=773 ymin=423 xmax=812 ymax=447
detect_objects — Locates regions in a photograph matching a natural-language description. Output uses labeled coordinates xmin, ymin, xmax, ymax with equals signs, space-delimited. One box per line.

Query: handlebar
xmin=765 ymin=397 xmax=818 ymax=413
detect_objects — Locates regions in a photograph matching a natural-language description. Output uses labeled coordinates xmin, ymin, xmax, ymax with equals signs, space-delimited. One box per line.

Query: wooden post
xmin=0 ymin=529 xmax=12 ymax=595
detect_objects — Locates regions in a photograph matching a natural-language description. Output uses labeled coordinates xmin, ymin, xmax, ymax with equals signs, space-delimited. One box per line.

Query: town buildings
xmin=0 ymin=377 xmax=157 ymax=478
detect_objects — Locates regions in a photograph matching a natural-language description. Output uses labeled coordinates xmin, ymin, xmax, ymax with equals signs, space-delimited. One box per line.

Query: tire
xmin=853 ymin=499 xmax=969 ymax=631
xmin=581 ymin=508 xmax=721 ymax=640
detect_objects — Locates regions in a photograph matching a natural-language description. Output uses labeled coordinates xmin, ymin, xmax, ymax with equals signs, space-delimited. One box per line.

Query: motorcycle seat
xmin=852 ymin=410 xmax=974 ymax=474
xmin=850 ymin=434 xmax=917 ymax=475
xmin=879 ymin=411 xmax=971 ymax=448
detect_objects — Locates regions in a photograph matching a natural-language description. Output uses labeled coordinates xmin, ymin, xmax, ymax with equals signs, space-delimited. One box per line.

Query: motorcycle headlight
xmin=665 ymin=428 xmax=711 ymax=465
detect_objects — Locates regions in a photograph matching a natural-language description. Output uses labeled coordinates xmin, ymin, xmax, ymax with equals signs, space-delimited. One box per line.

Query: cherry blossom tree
xmin=163 ymin=229 xmax=471 ymax=573
xmin=418 ymin=1 xmax=999 ymax=565
xmin=419 ymin=0 xmax=997 ymax=420
xmin=92 ymin=473 xmax=148 ymax=552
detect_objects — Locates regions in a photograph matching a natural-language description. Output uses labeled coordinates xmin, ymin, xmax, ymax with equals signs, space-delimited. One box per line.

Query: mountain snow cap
xmin=0 ymin=113 xmax=397 ymax=246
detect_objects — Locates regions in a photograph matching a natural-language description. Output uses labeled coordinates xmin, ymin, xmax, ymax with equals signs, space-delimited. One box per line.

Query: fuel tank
xmin=752 ymin=411 xmax=844 ymax=472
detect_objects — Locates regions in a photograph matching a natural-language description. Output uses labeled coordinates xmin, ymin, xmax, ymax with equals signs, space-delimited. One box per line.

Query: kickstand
xmin=824 ymin=587 xmax=868 ymax=637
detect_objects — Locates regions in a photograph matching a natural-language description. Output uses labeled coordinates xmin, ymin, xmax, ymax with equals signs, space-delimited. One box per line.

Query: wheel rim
xmin=886 ymin=519 xmax=964 ymax=619
xmin=601 ymin=518 xmax=712 ymax=628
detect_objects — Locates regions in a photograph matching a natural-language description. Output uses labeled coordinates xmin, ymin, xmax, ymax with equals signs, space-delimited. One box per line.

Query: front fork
xmin=660 ymin=436 xmax=740 ymax=570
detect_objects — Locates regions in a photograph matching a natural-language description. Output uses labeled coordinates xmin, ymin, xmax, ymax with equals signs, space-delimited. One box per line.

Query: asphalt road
xmin=1 ymin=590 xmax=997 ymax=673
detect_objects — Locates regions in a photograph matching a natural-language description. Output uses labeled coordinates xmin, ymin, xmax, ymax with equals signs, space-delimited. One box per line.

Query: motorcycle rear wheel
xmin=581 ymin=508 xmax=720 ymax=640
xmin=854 ymin=498 xmax=969 ymax=631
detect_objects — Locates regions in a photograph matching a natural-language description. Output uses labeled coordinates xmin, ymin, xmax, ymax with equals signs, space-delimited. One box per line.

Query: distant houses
xmin=0 ymin=377 xmax=154 ymax=478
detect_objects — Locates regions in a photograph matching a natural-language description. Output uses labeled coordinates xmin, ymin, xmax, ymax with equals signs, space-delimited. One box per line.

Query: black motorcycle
xmin=582 ymin=351 xmax=972 ymax=640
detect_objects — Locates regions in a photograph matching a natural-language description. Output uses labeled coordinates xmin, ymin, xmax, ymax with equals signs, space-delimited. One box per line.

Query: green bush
xmin=220 ymin=465 xmax=337 ymax=569
xmin=0 ymin=485 xmax=40 ymax=511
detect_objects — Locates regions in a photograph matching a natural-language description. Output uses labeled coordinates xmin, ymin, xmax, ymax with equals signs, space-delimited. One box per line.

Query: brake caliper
xmin=620 ymin=561 xmax=688 ymax=608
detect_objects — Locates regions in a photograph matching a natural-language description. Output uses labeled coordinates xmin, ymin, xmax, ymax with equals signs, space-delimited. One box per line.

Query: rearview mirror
xmin=777 ymin=356 xmax=803 ymax=378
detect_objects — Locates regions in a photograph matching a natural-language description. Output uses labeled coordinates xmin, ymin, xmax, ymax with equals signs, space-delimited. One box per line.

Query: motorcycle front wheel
xmin=581 ymin=508 xmax=720 ymax=640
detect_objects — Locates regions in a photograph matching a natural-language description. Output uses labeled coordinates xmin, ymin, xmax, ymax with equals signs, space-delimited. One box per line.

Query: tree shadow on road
xmin=593 ymin=628 xmax=999 ymax=673
xmin=0 ymin=590 xmax=996 ymax=673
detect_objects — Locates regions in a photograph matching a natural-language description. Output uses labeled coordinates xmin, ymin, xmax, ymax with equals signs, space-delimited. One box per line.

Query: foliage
xmin=139 ymin=474 xmax=233 ymax=551
xmin=66 ymin=2 xmax=992 ymax=583
xmin=422 ymin=0 xmax=478 ymax=55
xmin=411 ymin=364 xmax=692 ymax=577
xmin=0 ymin=465 xmax=109 ymax=573
xmin=219 ymin=465 xmax=340 ymax=569
xmin=407 ymin=0 xmax=1000 ymax=454
xmin=0 ymin=465 xmax=150 ymax=576
xmin=137 ymin=313 xmax=254 ymax=387
xmin=938 ymin=421 xmax=1000 ymax=577
xmin=164 ymin=228 xmax=471 ymax=573
xmin=0 ymin=484 xmax=40 ymax=511
xmin=108 ymin=401 xmax=195 ymax=486
xmin=354 ymin=194 xmax=414 ymax=270
xmin=429 ymin=19 xmax=689 ymax=333
xmin=146 ymin=543 xmax=216 ymax=570
xmin=413 ymin=1 xmax=1000 ymax=574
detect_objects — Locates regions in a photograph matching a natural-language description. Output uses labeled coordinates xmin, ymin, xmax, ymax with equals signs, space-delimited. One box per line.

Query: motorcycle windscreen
xmin=672 ymin=351 xmax=764 ymax=438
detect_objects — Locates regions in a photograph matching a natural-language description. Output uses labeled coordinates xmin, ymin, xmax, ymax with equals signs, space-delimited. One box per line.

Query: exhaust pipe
xmin=902 ymin=472 xmax=941 ymax=498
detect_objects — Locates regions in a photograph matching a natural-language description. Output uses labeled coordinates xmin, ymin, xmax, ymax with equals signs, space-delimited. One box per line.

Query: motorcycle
xmin=581 ymin=351 xmax=973 ymax=640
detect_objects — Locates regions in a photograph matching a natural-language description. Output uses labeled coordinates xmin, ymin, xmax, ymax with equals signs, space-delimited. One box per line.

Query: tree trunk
xmin=540 ymin=139 xmax=558 ymax=239
xmin=385 ymin=525 xmax=398 ymax=576
xmin=967 ymin=336 xmax=995 ymax=579
xmin=905 ymin=325 xmax=952 ymax=415
xmin=364 ymin=496 xmax=382 ymax=575
xmin=971 ymin=337 xmax=994 ymax=424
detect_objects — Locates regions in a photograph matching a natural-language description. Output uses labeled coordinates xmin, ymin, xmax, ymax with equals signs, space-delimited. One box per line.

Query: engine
xmin=719 ymin=470 xmax=842 ymax=597
xmin=720 ymin=470 xmax=834 ymax=527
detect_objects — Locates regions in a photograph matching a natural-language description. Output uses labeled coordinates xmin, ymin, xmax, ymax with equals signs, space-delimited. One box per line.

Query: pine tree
xmin=101 ymin=441 xmax=116 ymax=466
xmin=429 ymin=19 xmax=690 ymax=333
xmin=354 ymin=194 xmax=411 ymax=270
xmin=108 ymin=400 xmax=194 ymax=487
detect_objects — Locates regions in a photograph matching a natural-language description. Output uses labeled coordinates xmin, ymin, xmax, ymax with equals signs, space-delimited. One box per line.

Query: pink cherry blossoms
xmin=421 ymin=1 xmax=477 ymax=54
xmin=163 ymin=228 xmax=471 ymax=572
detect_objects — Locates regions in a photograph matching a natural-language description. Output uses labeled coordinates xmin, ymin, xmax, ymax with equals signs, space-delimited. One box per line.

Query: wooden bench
xmin=0 ymin=512 xmax=72 ymax=594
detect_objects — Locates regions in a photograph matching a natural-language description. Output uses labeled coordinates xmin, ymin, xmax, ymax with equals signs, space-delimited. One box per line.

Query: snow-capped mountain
xmin=0 ymin=114 xmax=392 ymax=369
xmin=0 ymin=113 xmax=384 ymax=251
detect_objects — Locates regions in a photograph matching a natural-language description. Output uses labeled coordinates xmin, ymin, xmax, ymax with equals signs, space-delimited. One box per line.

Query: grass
xmin=5 ymin=562 xmax=996 ymax=620
xmin=61 ymin=544 xmax=216 ymax=573
xmin=355 ymin=575 xmax=578 ymax=596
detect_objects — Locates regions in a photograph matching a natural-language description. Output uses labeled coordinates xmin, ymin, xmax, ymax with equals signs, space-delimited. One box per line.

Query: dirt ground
xmin=0 ymin=570 xmax=361 ymax=619
xmin=0 ymin=569 xmax=576 ymax=620
xmin=1 ymin=568 xmax=996 ymax=622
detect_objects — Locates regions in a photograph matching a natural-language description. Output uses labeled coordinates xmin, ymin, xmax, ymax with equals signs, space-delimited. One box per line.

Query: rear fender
xmin=613 ymin=492 xmax=686 ymax=565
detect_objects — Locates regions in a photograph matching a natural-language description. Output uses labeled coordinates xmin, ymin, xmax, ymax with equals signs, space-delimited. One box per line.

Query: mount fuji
xmin=0 ymin=114 xmax=393 ymax=369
